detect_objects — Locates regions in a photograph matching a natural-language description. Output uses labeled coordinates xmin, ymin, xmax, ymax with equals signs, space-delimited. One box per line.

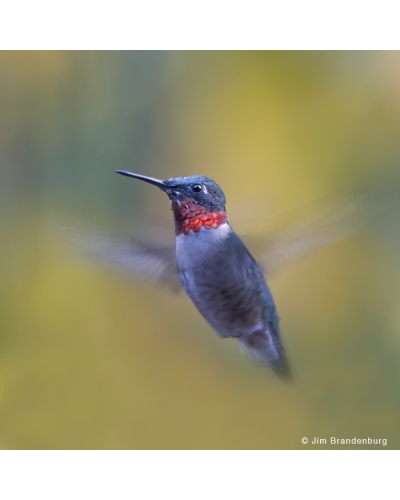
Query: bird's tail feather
xmin=239 ymin=330 xmax=292 ymax=379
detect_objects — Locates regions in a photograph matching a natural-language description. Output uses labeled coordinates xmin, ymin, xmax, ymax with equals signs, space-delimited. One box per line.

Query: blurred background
xmin=1 ymin=51 xmax=400 ymax=449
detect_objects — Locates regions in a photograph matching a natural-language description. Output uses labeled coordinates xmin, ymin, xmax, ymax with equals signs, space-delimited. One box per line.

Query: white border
xmin=1 ymin=1 xmax=398 ymax=50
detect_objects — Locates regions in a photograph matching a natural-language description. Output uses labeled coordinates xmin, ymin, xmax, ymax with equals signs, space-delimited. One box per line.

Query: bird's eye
xmin=192 ymin=184 xmax=202 ymax=193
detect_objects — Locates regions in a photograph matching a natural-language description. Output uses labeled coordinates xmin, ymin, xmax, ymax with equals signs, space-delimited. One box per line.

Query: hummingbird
xmin=115 ymin=170 xmax=291 ymax=377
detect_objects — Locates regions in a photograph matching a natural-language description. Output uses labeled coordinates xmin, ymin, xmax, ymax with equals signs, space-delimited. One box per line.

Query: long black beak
xmin=115 ymin=170 xmax=170 ymax=189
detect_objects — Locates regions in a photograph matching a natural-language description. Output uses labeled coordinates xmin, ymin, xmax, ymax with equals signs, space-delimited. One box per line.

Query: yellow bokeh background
xmin=1 ymin=51 xmax=400 ymax=449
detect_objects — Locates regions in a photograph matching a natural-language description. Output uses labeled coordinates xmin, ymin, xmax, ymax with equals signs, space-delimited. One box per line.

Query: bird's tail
xmin=239 ymin=330 xmax=292 ymax=379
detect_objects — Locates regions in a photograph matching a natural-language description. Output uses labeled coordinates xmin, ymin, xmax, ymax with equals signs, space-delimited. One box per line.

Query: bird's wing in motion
xmin=58 ymin=224 xmax=181 ymax=291
xmin=58 ymin=185 xmax=387 ymax=289
xmin=243 ymin=184 xmax=387 ymax=275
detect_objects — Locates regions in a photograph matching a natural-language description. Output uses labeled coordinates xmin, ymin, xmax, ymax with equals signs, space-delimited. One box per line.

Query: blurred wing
xmin=58 ymin=223 xmax=181 ymax=291
xmin=244 ymin=185 xmax=388 ymax=275
xmin=226 ymin=191 xmax=278 ymax=235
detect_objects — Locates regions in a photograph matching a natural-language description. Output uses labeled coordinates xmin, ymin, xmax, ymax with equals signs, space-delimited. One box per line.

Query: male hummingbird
xmin=115 ymin=170 xmax=291 ymax=377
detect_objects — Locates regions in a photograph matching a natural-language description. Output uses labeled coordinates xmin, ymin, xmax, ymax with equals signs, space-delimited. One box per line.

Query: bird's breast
xmin=175 ymin=222 xmax=232 ymax=272
xmin=175 ymin=224 xmax=273 ymax=338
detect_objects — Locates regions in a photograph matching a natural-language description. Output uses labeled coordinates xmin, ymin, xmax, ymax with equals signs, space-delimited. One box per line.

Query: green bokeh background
xmin=1 ymin=51 xmax=400 ymax=449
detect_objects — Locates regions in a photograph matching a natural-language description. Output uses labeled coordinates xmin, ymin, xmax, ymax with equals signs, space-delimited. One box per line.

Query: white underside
xmin=175 ymin=222 xmax=231 ymax=271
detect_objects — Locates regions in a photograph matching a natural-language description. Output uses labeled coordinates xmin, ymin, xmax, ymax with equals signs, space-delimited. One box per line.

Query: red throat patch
xmin=172 ymin=198 xmax=227 ymax=235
